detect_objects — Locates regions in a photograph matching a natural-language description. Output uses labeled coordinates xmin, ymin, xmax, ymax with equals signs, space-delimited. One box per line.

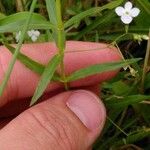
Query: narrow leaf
xmin=45 ymin=0 xmax=58 ymax=43
xmin=4 ymin=44 xmax=61 ymax=81
xmin=67 ymin=58 xmax=141 ymax=82
xmin=30 ymin=54 xmax=61 ymax=105
xmin=64 ymin=0 xmax=124 ymax=28
xmin=112 ymin=129 xmax=150 ymax=148
xmin=4 ymin=43 xmax=45 ymax=73
xmin=106 ymin=95 xmax=150 ymax=108
xmin=0 ymin=12 xmax=55 ymax=33
xmin=45 ymin=0 xmax=57 ymax=25
xmin=0 ymin=0 xmax=37 ymax=96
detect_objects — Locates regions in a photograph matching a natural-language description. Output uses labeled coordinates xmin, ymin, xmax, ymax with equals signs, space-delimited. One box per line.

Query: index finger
xmin=0 ymin=41 xmax=121 ymax=106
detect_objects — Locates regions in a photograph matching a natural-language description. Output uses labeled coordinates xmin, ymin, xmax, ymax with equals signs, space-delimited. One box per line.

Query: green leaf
xmin=45 ymin=0 xmax=57 ymax=25
xmin=112 ymin=129 xmax=150 ymax=148
xmin=67 ymin=58 xmax=141 ymax=82
xmin=136 ymin=0 xmax=150 ymax=15
xmin=30 ymin=54 xmax=61 ymax=105
xmin=64 ymin=0 xmax=124 ymax=28
xmin=4 ymin=43 xmax=45 ymax=74
xmin=74 ymin=11 xmax=115 ymax=40
xmin=0 ymin=0 xmax=38 ymax=97
xmin=135 ymin=0 xmax=150 ymax=27
xmin=4 ymin=43 xmax=60 ymax=81
xmin=45 ymin=0 xmax=58 ymax=43
xmin=106 ymin=95 xmax=150 ymax=108
xmin=0 ymin=12 xmax=5 ymax=19
xmin=0 ymin=12 xmax=55 ymax=33
xmin=112 ymin=81 xmax=130 ymax=96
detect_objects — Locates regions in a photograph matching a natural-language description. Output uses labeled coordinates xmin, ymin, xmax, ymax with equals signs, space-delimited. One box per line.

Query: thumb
xmin=0 ymin=90 xmax=106 ymax=150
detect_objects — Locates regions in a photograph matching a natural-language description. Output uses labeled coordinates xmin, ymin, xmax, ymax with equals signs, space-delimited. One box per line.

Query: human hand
xmin=0 ymin=41 xmax=120 ymax=150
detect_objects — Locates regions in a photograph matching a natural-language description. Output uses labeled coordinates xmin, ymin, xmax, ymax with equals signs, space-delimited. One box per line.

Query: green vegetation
xmin=0 ymin=0 xmax=150 ymax=149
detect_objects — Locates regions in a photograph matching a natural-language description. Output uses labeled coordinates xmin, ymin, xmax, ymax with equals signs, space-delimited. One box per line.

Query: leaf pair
xmin=29 ymin=55 xmax=142 ymax=105
xmin=5 ymin=43 xmax=141 ymax=105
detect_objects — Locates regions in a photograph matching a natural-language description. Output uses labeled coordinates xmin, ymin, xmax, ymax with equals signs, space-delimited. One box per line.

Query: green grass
xmin=0 ymin=0 xmax=150 ymax=149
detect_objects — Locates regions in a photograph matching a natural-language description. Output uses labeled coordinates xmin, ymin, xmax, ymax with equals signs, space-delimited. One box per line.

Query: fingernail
xmin=66 ymin=90 xmax=106 ymax=130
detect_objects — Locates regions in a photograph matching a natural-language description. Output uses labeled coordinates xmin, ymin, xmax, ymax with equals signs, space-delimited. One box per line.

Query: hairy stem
xmin=56 ymin=0 xmax=68 ymax=90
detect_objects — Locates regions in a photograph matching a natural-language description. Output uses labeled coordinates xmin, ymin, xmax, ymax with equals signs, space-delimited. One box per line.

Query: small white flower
xmin=27 ymin=30 xmax=40 ymax=42
xmin=15 ymin=31 xmax=21 ymax=42
xmin=115 ymin=1 xmax=140 ymax=24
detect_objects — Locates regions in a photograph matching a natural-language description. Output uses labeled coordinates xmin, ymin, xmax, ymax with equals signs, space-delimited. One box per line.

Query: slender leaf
xmin=64 ymin=0 xmax=124 ymax=28
xmin=30 ymin=54 xmax=61 ymax=105
xmin=0 ymin=12 xmax=55 ymax=33
xmin=106 ymin=95 xmax=150 ymax=108
xmin=4 ymin=43 xmax=45 ymax=74
xmin=0 ymin=0 xmax=37 ymax=96
xmin=45 ymin=0 xmax=58 ymax=43
xmin=136 ymin=0 xmax=150 ymax=15
xmin=4 ymin=43 xmax=60 ymax=81
xmin=67 ymin=58 xmax=141 ymax=82
xmin=74 ymin=11 xmax=115 ymax=40
xmin=45 ymin=0 xmax=57 ymax=25
xmin=112 ymin=129 xmax=150 ymax=148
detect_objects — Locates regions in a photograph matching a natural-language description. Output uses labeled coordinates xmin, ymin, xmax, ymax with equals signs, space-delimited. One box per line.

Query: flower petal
xmin=31 ymin=35 xmax=38 ymax=42
xmin=34 ymin=30 xmax=40 ymax=36
xmin=15 ymin=31 xmax=21 ymax=42
xmin=115 ymin=7 xmax=125 ymax=16
xmin=130 ymin=8 xmax=140 ymax=17
xmin=121 ymin=14 xmax=133 ymax=24
xmin=124 ymin=1 xmax=133 ymax=11
xmin=27 ymin=31 xmax=33 ymax=37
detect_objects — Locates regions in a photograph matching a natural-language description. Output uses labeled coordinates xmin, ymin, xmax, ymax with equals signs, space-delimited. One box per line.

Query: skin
xmin=0 ymin=41 xmax=121 ymax=150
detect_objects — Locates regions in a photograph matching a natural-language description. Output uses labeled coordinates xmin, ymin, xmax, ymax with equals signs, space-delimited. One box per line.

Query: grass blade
xmin=64 ymin=0 xmax=123 ymax=28
xmin=0 ymin=12 xmax=55 ymax=33
xmin=106 ymin=95 xmax=150 ymax=109
xmin=45 ymin=0 xmax=57 ymax=25
xmin=67 ymin=58 xmax=141 ymax=82
xmin=4 ymin=44 xmax=61 ymax=81
xmin=4 ymin=43 xmax=45 ymax=74
xmin=30 ymin=54 xmax=61 ymax=105
xmin=112 ymin=129 xmax=150 ymax=148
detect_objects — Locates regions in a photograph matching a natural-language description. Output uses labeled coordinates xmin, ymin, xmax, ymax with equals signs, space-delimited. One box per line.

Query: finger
xmin=0 ymin=84 xmax=100 ymax=118
xmin=0 ymin=90 xmax=106 ymax=150
xmin=0 ymin=41 xmax=121 ymax=106
xmin=0 ymin=118 xmax=12 ymax=130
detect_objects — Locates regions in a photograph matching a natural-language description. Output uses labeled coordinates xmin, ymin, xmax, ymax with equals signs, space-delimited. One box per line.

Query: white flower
xmin=115 ymin=1 xmax=140 ymax=24
xmin=15 ymin=31 xmax=21 ymax=42
xmin=27 ymin=30 xmax=40 ymax=42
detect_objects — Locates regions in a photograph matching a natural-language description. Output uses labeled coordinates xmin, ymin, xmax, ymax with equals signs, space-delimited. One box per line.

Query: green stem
xmin=141 ymin=31 xmax=150 ymax=92
xmin=125 ymin=25 xmax=129 ymax=34
xmin=56 ymin=0 xmax=68 ymax=90
xmin=107 ymin=116 xmax=128 ymax=136
xmin=0 ymin=0 xmax=37 ymax=96
xmin=111 ymin=33 xmax=128 ymax=45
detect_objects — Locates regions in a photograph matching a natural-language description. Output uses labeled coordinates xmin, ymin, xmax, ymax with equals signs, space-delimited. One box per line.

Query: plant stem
xmin=141 ymin=31 xmax=150 ymax=92
xmin=107 ymin=116 xmax=128 ymax=136
xmin=56 ymin=0 xmax=68 ymax=90
xmin=0 ymin=0 xmax=37 ymax=96
xmin=125 ymin=25 xmax=129 ymax=34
